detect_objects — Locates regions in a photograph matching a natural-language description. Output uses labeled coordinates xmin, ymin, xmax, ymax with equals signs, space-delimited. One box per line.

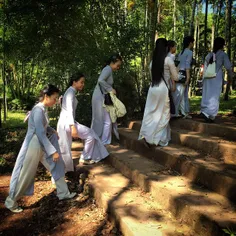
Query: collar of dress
xmin=36 ymin=102 xmax=46 ymax=112
xmin=70 ymin=86 xmax=77 ymax=93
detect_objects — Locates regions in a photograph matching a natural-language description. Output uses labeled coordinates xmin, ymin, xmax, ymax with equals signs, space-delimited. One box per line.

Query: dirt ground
xmin=0 ymin=168 xmax=122 ymax=236
xmin=0 ymin=129 xmax=122 ymax=236
xmin=1 ymin=114 xmax=235 ymax=236
xmin=191 ymin=113 xmax=236 ymax=127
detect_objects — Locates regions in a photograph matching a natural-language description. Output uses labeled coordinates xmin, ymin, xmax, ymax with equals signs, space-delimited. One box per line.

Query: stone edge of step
xmin=170 ymin=128 xmax=236 ymax=164
xmin=118 ymin=128 xmax=236 ymax=202
xmin=127 ymin=120 xmax=236 ymax=143
xmin=128 ymin=120 xmax=236 ymax=143
xmin=170 ymin=119 xmax=236 ymax=142
xmin=106 ymin=145 xmax=236 ymax=236
xmin=79 ymin=163 xmax=193 ymax=236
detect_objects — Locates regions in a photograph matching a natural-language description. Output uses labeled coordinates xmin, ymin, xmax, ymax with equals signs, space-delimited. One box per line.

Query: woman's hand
xmin=54 ymin=131 xmax=59 ymax=139
xmin=185 ymin=69 xmax=190 ymax=86
xmin=112 ymin=89 xmax=116 ymax=95
xmin=185 ymin=79 xmax=190 ymax=86
xmin=71 ymin=125 xmax=79 ymax=138
xmin=52 ymin=152 xmax=60 ymax=162
xmin=171 ymin=80 xmax=176 ymax=92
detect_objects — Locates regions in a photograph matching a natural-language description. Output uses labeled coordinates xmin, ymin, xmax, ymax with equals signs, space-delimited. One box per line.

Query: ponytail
xmin=69 ymin=72 xmax=84 ymax=87
xmin=104 ymin=54 xmax=122 ymax=68
xmin=209 ymin=37 xmax=225 ymax=64
xmin=181 ymin=36 xmax=194 ymax=55
xmin=167 ymin=40 xmax=176 ymax=53
xmin=39 ymin=84 xmax=60 ymax=102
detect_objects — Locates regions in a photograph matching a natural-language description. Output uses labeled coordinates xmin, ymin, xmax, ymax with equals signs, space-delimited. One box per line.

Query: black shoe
xmin=142 ymin=138 xmax=151 ymax=149
xmin=201 ymin=113 xmax=213 ymax=123
xmin=79 ymin=159 xmax=95 ymax=165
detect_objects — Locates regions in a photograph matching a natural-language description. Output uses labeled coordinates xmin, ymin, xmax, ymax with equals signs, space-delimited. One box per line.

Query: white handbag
xmin=204 ymin=53 xmax=216 ymax=79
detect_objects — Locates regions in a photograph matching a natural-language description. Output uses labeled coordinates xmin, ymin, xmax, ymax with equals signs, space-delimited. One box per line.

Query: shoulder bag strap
xmin=98 ymin=83 xmax=104 ymax=94
xmin=162 ymin=76 xmax=170 ymax=91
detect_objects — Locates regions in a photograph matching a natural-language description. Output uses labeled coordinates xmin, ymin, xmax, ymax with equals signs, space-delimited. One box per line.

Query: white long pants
xmin=174 ymin=84 xmax=187 ymax=116
xmin=77 ymin=123 xmax=96 ymax=161
xmin=101 ymin=108 xmax=112 ymax=145
xmin=184 ymin=85 xmax=190 ymax=113
xmin=5 ymin=136 xmax=71 ymax=210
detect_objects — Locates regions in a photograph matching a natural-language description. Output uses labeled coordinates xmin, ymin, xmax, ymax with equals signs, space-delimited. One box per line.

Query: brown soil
xmin=191 ymin=113 xmax=236 ymax=127
xmin=0 ymin=169 xmax=122 ymax=236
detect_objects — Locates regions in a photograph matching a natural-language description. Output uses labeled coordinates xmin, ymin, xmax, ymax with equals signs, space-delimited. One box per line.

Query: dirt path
xmin=0 ymin=170 xmax=121 ymax=236
xmin=191 ymin=113 xmax=236 ymax=127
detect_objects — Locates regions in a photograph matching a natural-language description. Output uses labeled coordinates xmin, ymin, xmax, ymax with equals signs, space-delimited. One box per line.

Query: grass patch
xmin=1 ymin=111 xmax=27 ymax=129
xmin=0 ymin=128 xmax=26 ymax=173
xmin=0 ymin=111 xmax=27 ymax=173
xmin=190 ymin=90 xmax=236 ymax=115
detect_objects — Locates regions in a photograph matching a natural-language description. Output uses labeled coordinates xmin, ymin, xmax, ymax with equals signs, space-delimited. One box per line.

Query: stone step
xmin=128 ymin=121 xmax=236 ymax=165
xmin=77 ymin=162 xmax=193 ymax=236
xmin=170 ymin=119 xmax=236 ymax=142
xmin=105 ymin=144 xmax=236 ymax=236
xmin=118 ymin=128 xmax=236 ymax=202
xmin=171 ymin=129 xmax=236 ymax=165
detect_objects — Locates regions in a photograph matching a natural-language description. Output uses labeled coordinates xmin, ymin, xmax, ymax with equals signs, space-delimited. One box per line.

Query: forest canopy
xmin=0 ymin=0 xmax=235 ymax=125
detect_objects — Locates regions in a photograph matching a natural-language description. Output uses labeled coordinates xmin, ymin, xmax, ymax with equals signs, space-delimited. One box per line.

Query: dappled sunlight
xmin=110 ymin=118 xmax=236 ymax=234
xmin=1 ymin=0 xmax=235 ymax=234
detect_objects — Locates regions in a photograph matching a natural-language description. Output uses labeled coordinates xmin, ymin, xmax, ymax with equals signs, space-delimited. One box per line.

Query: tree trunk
xmin=232 ymin=51 xmax=236 ymax=90
xmin=211 ymin=3 xmax=217 ymax=49
xmin=216 ymin=0 xmax=224 ymax=36
xmin=0 ymin=95 xmax=1 ymax=128
xmin=149 ymin=0 xmax=158 ymax=58
xmin=211 ymin=22 xmax=215 ymax=49
xmin=194 ymin=14 xmax=198 ymax=61
xmin=2 ymin=0 xmax=7 ymax=121
xmin=183 ymin=5 xmax=187 ymax=37
xmin=124 ymin=0 xmax=127 ymax=18
xmin=204 ymin=0 xmax=208 ymax=55
xmin=173 ymin=0 xmax=177 ymax=40
xmin=26 ymin=61 xmax=35 ymax=99
xmin=143 ymin=0 xmax=149 ymax=82
xmin=144 ymin=0 xmax=149 ymax=66
xmin=224 ymin=0 xmax=232 ymax=101
xmin=189 ymin=0 xmax=197 ymax=36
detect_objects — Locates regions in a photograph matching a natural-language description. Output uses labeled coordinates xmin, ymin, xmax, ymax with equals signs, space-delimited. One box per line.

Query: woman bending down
xmin=5 ymin=84 xmax=76 ymax=213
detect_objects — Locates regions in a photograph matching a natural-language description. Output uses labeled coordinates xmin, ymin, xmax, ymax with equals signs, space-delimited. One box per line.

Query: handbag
xmin=99 ymin=84 xmax=113 ymax=106
xmin=177 ymin=70 xmax=187 ymax=83
xmin=162 ymin=78 xmax=175 ymax=115
xmin=174 ymin=58 xmax=180 ymax=67
xmin=204 ymin=53 xmax=216 ymax=79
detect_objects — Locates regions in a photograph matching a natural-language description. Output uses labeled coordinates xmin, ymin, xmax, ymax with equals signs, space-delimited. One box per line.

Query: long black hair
xmin=167 ymin=40 xmax=176 ymax=52
xmin=209 ymin=37 xmax=225 ymax=64
xmin=39 ymin=84 xmax=60 ymax=102
xmin=69 ymin=72 xmax=85 ymax=86
xmin=181 ymin=36 xmax=194 ymax=55
xmin=104 ymin=54 xmax=122 ymax=68
xmin=151 ymin=38 xmax=168 ymax=87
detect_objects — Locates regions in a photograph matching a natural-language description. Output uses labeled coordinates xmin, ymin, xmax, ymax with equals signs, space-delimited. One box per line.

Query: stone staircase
xmin=72 ymin=119 xmax=236 ymax=236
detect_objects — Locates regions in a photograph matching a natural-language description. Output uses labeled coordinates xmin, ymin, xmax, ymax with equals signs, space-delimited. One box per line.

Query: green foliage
xmin=190 ymin=90 xmax=236 ymax=115
xmin=223 ymin=228 xmax=236 ymax=236
xmin=0 ymin=156 xmax=7 ymax=167
xmin=0 ymin=0 xmax=235 ymax=124
xmin=0 ymin=157 xmax=9 ymax=174
xmin=8 ymin=97 xmax=35 ymax=110
xmin=75 ymin=94 xmax=92 ymax=127
xmin=0 ymin=126 xmax=26 ymax=173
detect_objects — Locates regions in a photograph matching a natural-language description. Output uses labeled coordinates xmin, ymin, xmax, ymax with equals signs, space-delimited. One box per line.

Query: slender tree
xmin=189 ymin=0 xmax=197 ymax=36
xmin=204 ymin=0 xmax=209 ymax=55
xmin=2 ymin=0 xmax=7 ymax=121
xmin=224 ymin=0 xmax=233 ymax=101
xmin=173 ymin=0 xmax=177 ymax=40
